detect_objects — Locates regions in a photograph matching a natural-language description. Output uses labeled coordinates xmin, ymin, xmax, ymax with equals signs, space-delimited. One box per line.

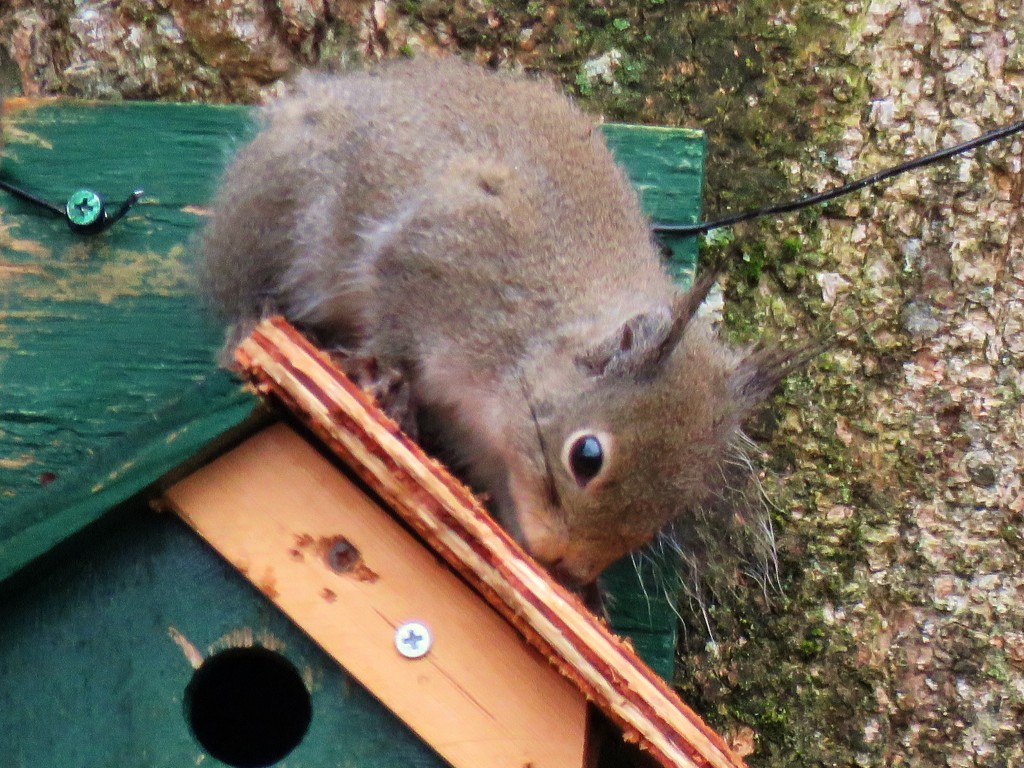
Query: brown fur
xmin=202 ymin=58 xmax=795 ymax=586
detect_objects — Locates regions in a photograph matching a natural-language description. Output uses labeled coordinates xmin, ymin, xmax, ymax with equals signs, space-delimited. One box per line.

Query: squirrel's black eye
xmin=568 ymin=434 xmax=604 ymax=485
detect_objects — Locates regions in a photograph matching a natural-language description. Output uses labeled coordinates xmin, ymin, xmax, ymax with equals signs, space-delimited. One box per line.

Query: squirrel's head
xmin=497 ymin=272 xmax=809 ymax=587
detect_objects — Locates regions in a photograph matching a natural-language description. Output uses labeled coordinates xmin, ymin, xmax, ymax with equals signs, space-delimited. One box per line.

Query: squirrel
xmin=201 ymin=57 xmax=804 ymax=590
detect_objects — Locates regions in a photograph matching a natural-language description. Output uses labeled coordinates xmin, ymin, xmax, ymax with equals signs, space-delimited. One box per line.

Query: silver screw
xmin=394 ymin=621 xmax=432 ymax=659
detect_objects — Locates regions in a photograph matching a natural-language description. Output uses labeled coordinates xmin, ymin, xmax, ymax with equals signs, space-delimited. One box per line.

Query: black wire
xmin=108 ymin=190 xmax=146 ymax=224
xmin=0 ymin=177 xmax=66 ymax=216
xmin=0 ymin=176 xmax=145 ymax=233
xmin=655 ymin=117 xmax=1024 ymax=237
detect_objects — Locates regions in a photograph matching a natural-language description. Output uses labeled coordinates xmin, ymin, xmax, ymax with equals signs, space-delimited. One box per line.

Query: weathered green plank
xmin=601 ymin=550 xmax=683 ymax=681
xmin=0 ymin=500 xmax=446 ymax=768
xmin=0 ymin=370 xmax=255 ymax=583
xmin=602 ymin=123 xmax=704 ymax=282
xmin=0 ymin=100 xmax=705 ymax=681
xmin=1 ymin=101 xmax=257 ymax=509
xmin=0 ymin=101 xmax=262 ymax=586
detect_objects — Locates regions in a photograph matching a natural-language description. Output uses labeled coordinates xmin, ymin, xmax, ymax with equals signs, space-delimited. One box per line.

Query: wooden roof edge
xmin=234 ymin=315 xmax=746 ymax=768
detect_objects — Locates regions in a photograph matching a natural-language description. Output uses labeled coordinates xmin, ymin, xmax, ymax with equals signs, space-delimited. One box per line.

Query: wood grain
xmin=233 ymin=316 xmax=746 ymax=768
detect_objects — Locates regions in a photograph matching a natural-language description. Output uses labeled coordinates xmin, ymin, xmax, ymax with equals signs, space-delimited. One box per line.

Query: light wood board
xmin=165 ymin=422 xmax=589 ymax=768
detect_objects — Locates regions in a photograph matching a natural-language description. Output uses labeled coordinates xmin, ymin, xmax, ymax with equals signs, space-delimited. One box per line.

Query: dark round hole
xmin=185 ymin=646 xmax=312 ymax=768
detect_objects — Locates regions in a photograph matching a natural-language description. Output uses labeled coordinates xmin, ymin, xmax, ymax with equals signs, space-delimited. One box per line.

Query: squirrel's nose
xmin=539 ymin=553 xmax=602 ymax=590
xmin=544 ymin=558 xmax=578 ymax=587
xmin=506 ymin=479 xmax=605 ymax=585
xmin=520 ymin=554 xmax=602 ymax=613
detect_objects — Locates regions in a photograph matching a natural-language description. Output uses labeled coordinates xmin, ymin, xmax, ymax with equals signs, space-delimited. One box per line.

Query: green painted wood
xmin=0 ymin=101 xmax=262 ymax=586
xmin=0 ymin=100 xmax=705 ymax=683
xmin=602 ymin=123 xmax=704 ymax=283
xmin=0 ymin=500 xmax=447 ymax=767
xmin=0 ymin=371 xmax=256 ymax=583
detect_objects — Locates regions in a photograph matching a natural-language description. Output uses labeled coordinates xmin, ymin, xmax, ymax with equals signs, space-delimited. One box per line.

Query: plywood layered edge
xmin=232 ymin=316 xmax=745 ymax=768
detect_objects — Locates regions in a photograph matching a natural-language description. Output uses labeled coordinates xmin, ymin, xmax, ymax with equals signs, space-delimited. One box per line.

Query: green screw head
xmin=65 ymin=189 xmax=104 ymax=228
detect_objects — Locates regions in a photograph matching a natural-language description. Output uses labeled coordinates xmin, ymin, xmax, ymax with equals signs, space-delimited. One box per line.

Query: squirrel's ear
xmin=672 ymin=268 xmax=719 ymax=329
xmin=650 ymin=268 xmax=720 ymax=364
xmin=575 ymin=308 xmax=674 ymax=378
xmin=575 ymin=270 xmax=720 ymax=380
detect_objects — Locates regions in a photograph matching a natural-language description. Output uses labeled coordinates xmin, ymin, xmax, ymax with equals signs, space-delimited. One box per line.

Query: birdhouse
xmin=0 ymin=98 xmax=729 ymax=768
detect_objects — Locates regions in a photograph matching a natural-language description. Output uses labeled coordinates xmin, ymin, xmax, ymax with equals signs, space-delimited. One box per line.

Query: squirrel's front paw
xmin=334 ymin=353 xmax=418 ymax=439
